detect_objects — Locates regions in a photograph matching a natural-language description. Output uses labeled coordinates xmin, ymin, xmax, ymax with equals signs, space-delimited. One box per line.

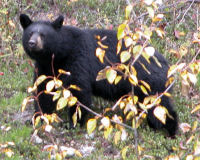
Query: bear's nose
xmin=28 ymin=40 xmax=36 ymax=48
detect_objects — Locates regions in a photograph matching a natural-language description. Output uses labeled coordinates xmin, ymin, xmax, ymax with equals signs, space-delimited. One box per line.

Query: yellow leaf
xmin=132 ymin=45 xmax=143 ymax=56
xmin=188 ymin=72 xmax=197 ymax=84
xmin=63 ymin=89 xmax=71 ymax=99
xmin=58 ymin=69 xmax=71 ymax=75
xmin=147 ymin=7 xmax=154 ymax=19
xmin=121 ymin=146 xmax=129 ymax=160
xmin=96 ymin=47 xmax=105 ymax=63
xmin=164 ymin=155 xmax=180 ymax=160
xmin=126 ymin=111 xmax=135 ymax=120
xmin=53 ymin=91 xmax=61 ymax=101
xmin=68 ymin=96 xmax=77 ymax=107
xmin=104 ymin=125 xmax=113 ymax=139
xmin=72 ymin=112 xmax=77 ymax=127
xmin=143 ymin=0 xmax=153 ymax=5
xmin=165 ymin=77 xmax=175 ymax=88
xmin=35 ymin=75 xmax=47 ymax=86
xmin=117 ymin=24 xmax=126 ymax=40
xmin=87 ymin=118 xmax=97 ymax=135
xmin=124 ymin=36 xmax=134 ymax=48
xmin=28 ymin=85 xmax=37 ymax=93
xmin=144 ymin=46 xmax=155 ymax=56
xmin=114 ymin=75 xmax=122 ymax=85
xmin=97 ymin=41 xmax=108 ymax=49
xmin=106 ymin=68 xmax=117 ymax=84
xmin=153 ymin=14 xmax=164 ymax=22
xmin=153 ymin=106 xmax=167 ymax=124
xmin=77 ymin=106 xmax=82 ymax=120
xmin=153 ymin=56 xmax=162 ymax=68
xmin=54 ymin=78 xmax=63 ymax=89
xmin=101 ymin=116 xmax=110 ymax=128
xmin=129 ymin=74 xmax=138 ymax=86
xmin=120 ymin=51 xmax=131 ymax=63
xmin=96 ymin=67 xmax=108 ymax=81
xmin=186 ymin=155 xmax=193 ymax=160
xmin=125 ymin=4 xmax=133 ymax=19
xmin=140 ymin=80 xmax=151 ymax=91
xmin=46 ymin=80 xmax=55 ymax=92
xmin=34 ymin=116 xmax=41 ymax=127
xmin=114 ymin=131 xmax=121 ymax=145
xmin=191 ymin=104 xmax=200 ymax=114
xmin=75 ymin=150 xmax=83 ymax=157
xmin=21 ymin=97 xmax=32 ymax=112
xmin=69 ymin=84 xmax=81 ymax=91
xmin=56 ymin=97 xmax=68 ymax=110
xmin=192 ymin=121 xmax=198 ymax=131
xmin=140 ymin=85 xmax=148 ymax=95
xmin=117 ymin=40 xmax=122 ymax=54
xmin=155 ymin=27 xmax=165 ymax=38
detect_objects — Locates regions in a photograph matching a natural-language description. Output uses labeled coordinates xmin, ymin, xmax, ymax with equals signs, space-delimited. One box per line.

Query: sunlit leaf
xmin=56 ymin=97 xmax=68 ymax=110
xmin=87 ymin=118 xmax=97 ymax=135
xmin=28 ymin=85 xmax=37 ymax=93
xmin=101 ymin=116 xmax=110 ymax=128
xmin=147 ymin=7 xmax=154 ymax=18
xmin=153 ymin=106 xmax=167 ymax=124
xmin=117 ymin=24 xmax=126 ymax=40
xmin=140 ymin=85 xmax=148 ymax=95
xmin=3 ymin=148 xmax=14 ymax=158
xmin=194 ymin=139 xmax=200 ymax=156
xmin=63 ymin=89 xmax=71 ymax=99
xmin=34 ymin=116 xmax=41 ymax=127
xmin=68 ymin=96 xmax=77 ymax=107
xmin=35 ymin=75 xmax=47 ymax=86
xmin=97 ymin=41 xmax=108 ymax=49
xmin=104 ymin=125 xmax=113 ymax=139
xmin=58 ymin=69 xmax=70 ymax=75
xmin=144 ymin=46 xmax=155 ymax=56
xmin=53 ymin=91 xmax=62 ymax=101
xmin=46 ymin=80 xmax=55 ymax=92
xmin=69 ymin=85 xmax=81 ymax=91
xmin=96 ymin=47 xmax=105 ymax=63
xmin=186 ymin=155 xmax=193 ymax=160
xmin=114 ymin=131 xmax=121 ymax=145
xmin=106 ymin=68 xmax=117 ymax=84
xmin=164 ymin=155 xmax=180 ymax=160
xmin=72 ymin=112 xmax=77 ymax=127
xmin=153 ymin=14 xmax=164 ymax=22
xmin=114 ymin=75 xmax=122 ymax=85
xmin=192 ymin=121 xmax=198 ymax=131
xmin=188 ymin=72 xmax=197 ymax=84
xmin=165 ymin=77 xmax=174 ymax=87
xmin=191 ymin=104 xmax=200 ymax=114
xmin=54 ymin=78 xmax=63 ymax=89
xmin=21 ymin=97 xmax=33 ymax=112
xmin=120 ymin=51 xmax=131 ymax=63
xmin=155 ymin=27 xmax=165 ymax=38
xmin=45 ymin=124 xmax=52 ymax=133
xmin=117 ymin=40 xmax=122 ymax=54
xmin=96 ymin=66 xmax=110 ymax=81
xmin=75 ymin=150 xmax=83 ymax=157
xmin=132 ymin=45 xmax=143 ymax=55
xmin=124 ymin=36 xmax=134 ymax=48
xmin=140 ymin=80 xmax=151 ymax=91
xmin=125 ymin=4 xmax=133 ymax=19
xmin=121 ymin=146 xmax=128 ymax=160
xmin=121 ymin=129 xmax=127 ymax=141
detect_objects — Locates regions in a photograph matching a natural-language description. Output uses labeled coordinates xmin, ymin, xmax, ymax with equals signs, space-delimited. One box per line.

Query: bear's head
xmin=20 ymin=14 xmax=64 ymax=61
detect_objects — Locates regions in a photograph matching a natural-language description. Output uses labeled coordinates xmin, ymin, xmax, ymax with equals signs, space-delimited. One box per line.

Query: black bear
xmin=20 ymin=14 xmax=178 ymax=136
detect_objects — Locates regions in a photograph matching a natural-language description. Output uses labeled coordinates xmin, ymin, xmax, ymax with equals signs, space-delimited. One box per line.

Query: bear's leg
xmin=147 ymin=96 xmax=178 ymax=137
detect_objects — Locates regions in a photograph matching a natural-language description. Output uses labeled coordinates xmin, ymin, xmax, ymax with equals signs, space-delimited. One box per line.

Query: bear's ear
xmin=52 ymin=15 xmax=64 ymax=29
xmin=20 ymin=14 xmax=32 ymax=29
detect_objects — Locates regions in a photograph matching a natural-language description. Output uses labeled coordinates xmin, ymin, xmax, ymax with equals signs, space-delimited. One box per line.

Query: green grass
xmin=0 ymin=0 xmax=200 ymax=159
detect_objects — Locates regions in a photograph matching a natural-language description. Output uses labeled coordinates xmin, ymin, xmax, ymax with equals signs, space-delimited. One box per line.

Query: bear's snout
xmin=28 ymin=40 xmax=36 ymax=48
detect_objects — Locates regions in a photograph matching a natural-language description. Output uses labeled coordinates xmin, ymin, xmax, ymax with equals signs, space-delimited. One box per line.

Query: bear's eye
xmin=29 ymin=31 xmax=33 ymax=37
xmin=40 ymin=33 xmax=45 ymax=38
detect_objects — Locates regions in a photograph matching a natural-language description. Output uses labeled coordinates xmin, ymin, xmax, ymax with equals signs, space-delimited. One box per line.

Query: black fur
xmin=20 ymin=14 xmax=178 ymax=136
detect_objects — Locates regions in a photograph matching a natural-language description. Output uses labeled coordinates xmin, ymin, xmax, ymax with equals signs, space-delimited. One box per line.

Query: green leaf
xmin=106 ymin=68 xmax=117 ymax=84
xmin=120 ymin=51 xmax=131 ymax=63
